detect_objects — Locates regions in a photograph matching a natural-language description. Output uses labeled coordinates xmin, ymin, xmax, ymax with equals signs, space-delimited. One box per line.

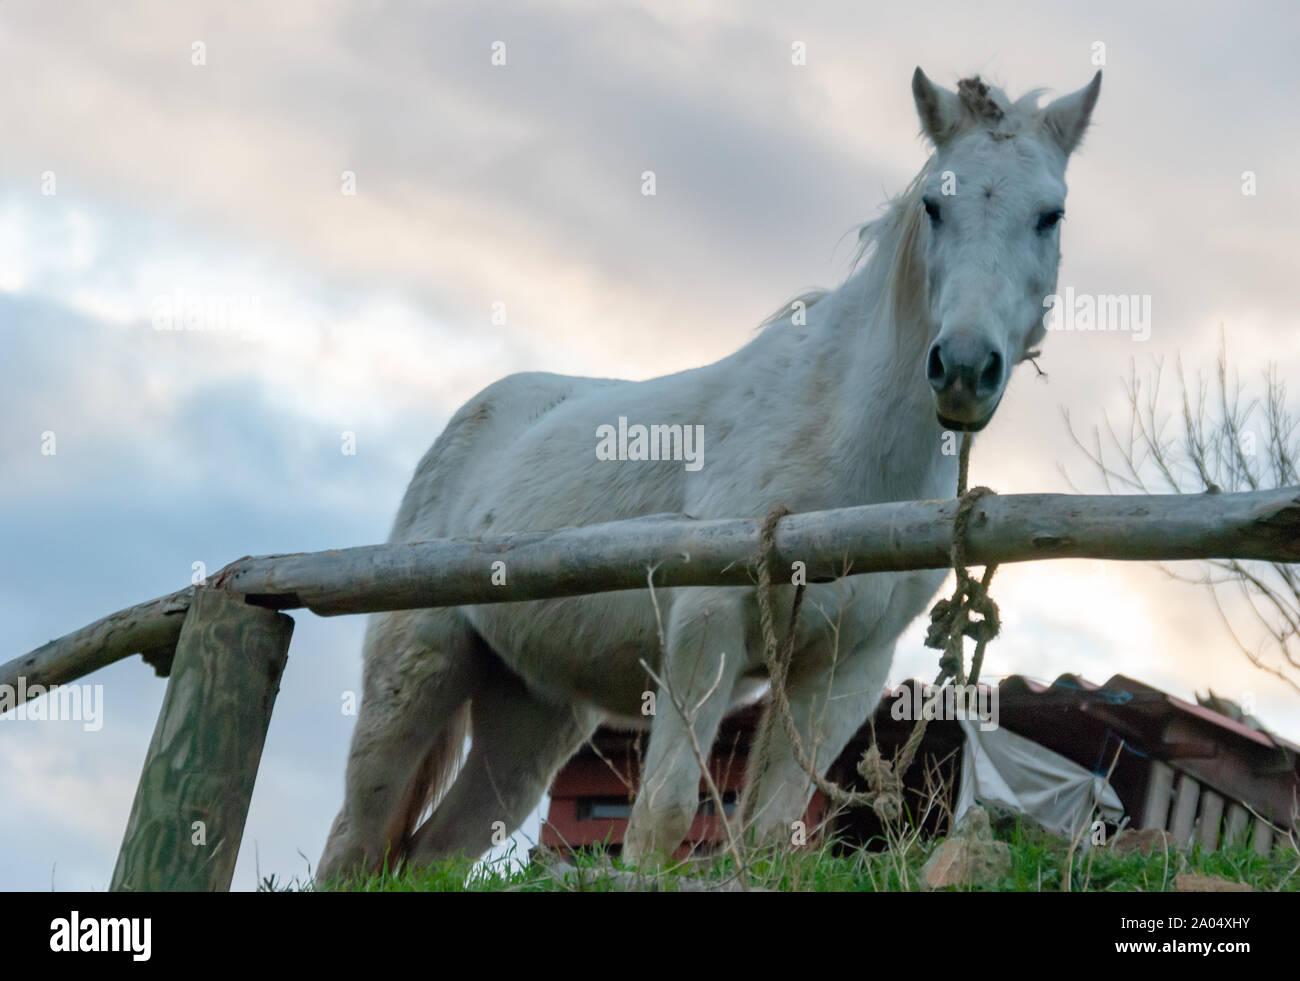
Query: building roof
xmin=898 ymin=672 xmax=1300 ymax=827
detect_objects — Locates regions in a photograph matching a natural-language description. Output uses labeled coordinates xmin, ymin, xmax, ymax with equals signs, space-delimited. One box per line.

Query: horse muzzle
xmin=927 ymin=331 xmax=1005 ymax=432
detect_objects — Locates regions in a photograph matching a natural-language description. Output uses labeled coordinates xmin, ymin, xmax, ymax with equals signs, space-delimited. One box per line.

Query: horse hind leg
xmin=405 ymin=660 xmax=599 ymax=866
xmin=317 ymin=609 xmax=485 ymax=883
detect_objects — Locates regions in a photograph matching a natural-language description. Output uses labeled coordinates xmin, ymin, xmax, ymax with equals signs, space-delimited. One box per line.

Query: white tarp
xmin=954 ymin=719 xmax=1124 ymax=838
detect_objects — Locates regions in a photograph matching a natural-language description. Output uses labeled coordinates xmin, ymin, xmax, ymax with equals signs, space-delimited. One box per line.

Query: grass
xmin=294 ymin=818 xmax=1300 ymax=893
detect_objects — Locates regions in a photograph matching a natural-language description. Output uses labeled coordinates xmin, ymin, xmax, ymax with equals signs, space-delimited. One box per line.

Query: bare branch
xmin=1069 ymin=338 xmax=1300 ymax=692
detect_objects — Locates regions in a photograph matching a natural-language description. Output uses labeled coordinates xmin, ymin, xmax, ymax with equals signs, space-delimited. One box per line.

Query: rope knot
xmin=855 ymin=743 xmax=903 ymax=821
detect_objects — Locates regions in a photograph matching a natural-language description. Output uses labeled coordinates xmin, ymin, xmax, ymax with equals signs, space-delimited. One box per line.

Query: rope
xmin=751 ymin=433 xmax=1000 ymax=823
xmin=753 ymin=507 xmax=902 ymax=820
xmin=923 ymin=436 xmax=1001 ymax=689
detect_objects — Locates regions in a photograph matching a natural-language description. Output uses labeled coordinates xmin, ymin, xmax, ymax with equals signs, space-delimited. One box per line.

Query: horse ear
xmin=1041 ymin=70 xmax=1102 ymax=156
xmin=912 ymin=67 xmax=964 ymax=146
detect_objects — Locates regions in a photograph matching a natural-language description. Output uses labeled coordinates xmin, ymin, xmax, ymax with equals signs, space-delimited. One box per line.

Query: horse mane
xmin=756 ymin=159 xmax=931 ymax=335
xmin=758 ymin=76 xmax=1050 ymax=335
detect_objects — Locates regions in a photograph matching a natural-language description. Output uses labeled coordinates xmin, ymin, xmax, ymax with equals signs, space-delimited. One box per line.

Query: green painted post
xmin=110 ymin=588 xmax=293 ymax=891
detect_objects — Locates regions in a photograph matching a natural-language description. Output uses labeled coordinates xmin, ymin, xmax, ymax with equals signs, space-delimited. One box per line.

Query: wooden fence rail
xmin=5 ymin=486 xmax=1300 ymax=705
xmin=3 ymin=484 xmax=1298 ymax=889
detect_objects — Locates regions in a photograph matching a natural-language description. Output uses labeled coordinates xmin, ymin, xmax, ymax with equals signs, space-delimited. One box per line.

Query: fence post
xmin=1197 ymin=791 xmax=1225 ymax=852
xmin=1169 ymin=773 xmax=1200 ymax=845
xmin=110 ymin=588 xmax=293 ymax=891
xmin=1140 ymin=760 xmax=1175 ymax=830
xmin=1251 ymin=816 xmax=1274 ymax=856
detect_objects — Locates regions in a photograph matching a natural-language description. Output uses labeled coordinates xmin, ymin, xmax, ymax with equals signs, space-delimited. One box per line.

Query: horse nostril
xmin=926 ymin=343 xmax=947 ymax=390
xmin=978 ymin=350 xmax=1003 ymax=396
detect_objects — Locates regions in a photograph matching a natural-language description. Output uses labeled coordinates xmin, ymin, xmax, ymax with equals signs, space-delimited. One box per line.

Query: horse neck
xmin=780 ymin=250 xmax=957 ymax=507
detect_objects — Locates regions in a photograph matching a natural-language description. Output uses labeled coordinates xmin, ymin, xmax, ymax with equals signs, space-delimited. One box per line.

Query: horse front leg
xmin=740 ymin=639 xmax=895 ymax=850
xmin=622 ymin=588 xmax=745 ymax=866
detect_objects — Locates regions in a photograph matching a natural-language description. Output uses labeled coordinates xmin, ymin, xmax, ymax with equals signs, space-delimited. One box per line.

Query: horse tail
xmin=390 ymin=699 xmax=473 ymax=859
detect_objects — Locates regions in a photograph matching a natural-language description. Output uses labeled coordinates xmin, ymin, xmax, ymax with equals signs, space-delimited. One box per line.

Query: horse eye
xmin=1036 ymin=209 xmax=1064 ymax=233
xmin=923 ymin=197 xmax=942 ymax=225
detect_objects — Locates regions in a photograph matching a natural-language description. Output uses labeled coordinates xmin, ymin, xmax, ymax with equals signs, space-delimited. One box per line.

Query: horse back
xmin=389 ymin=371 xmax=620 ymax=544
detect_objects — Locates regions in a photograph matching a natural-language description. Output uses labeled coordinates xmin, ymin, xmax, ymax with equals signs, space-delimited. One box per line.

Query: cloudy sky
xmin=2 ymin=0 xmax=1298 ymax=891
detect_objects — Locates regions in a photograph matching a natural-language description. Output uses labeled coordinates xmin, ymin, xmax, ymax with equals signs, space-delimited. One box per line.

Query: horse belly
xmin=464 ymin=591 xmax=665 ymax=717
xmin=792 ymin=567 xmax=948 ymax=664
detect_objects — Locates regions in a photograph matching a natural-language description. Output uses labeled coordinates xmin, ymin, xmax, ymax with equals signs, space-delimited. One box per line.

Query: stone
xmin=1174 ymin=874 xmax=1253 ymax=893
xmin=1108 ymin=828 xmax=1179 ymax=855
xmin=922 ymin=805 xmax=1012 ymax=889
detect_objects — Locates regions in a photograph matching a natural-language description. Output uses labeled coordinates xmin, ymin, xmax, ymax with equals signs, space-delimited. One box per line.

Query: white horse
xmin=318 ymin=67 xmax=1102 ymax=877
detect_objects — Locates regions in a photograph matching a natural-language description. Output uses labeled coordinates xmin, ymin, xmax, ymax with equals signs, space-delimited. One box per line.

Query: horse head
xmin=911 ymin=68 xmax=1101 ymax=431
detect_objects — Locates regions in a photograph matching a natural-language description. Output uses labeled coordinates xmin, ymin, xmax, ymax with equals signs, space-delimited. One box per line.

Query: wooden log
xmin=1223 ymin=802 xmax=1251 ymax=847
xmin=1197 ymin=791 xmax=1225 ymax=852
xmin=1169 ymin=772 xmax=1200 ymax=844
xmin=110 ymin=588 xmax=292 ymax=892
xmin=5 ymin=485 xmax=1300 ymax=700
xmin=0 ymin=588 xmax=192 ymax=704
xmin=213 ymin=487 xmax=1300 ymax=616
xmin=1141 ymin=761 xmax=1175 ymax=830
